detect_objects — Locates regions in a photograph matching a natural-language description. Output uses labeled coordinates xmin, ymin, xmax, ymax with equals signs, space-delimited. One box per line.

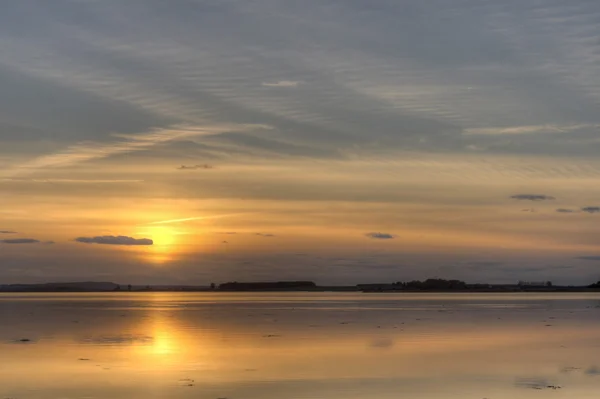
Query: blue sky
xmin=1 ymin=0 xmax=600 ymax=285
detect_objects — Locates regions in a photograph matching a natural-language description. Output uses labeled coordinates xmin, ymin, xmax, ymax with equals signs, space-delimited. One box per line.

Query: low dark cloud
xmin=586 ymin=366 xmax=600 ymax=376
xmin=0 ymin=230 xmax=16 ymax=234
xmin=366 ymin=232 xmax=395 ymax=239
xmin=576 ymin=256 xmax=600 ymax=261
xmin=514 ymin=377 xmax=552 ymax=390
xmin=556 ymin=208 xmax=578 ymax=213
xmin=79 ymin=334 xmax=153 ymax=345
xmin=581 ymin=206 xmax=600 ymax=214
xmin=510 ymin=194 xmax=555 ymax=201
xmin=75 ymin=236 xmax=153 ymax=246
xmin=177 ymin=164 xmax=214 ymax=170
xmin=1 ymin=238 xmax=40 ymax=244
xmin=370 ymin=337 xmax=395 ymax=349
xmin=256 ymin=233 xmax=275 ymax=237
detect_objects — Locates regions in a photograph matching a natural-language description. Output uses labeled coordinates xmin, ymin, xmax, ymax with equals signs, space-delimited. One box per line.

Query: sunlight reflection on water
xmin=0 ymin=292 xmax=599 ymax=398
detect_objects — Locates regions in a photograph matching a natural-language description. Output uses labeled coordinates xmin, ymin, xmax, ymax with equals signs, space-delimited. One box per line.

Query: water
xmin=1 ymin=292 xmax=599 ymax=398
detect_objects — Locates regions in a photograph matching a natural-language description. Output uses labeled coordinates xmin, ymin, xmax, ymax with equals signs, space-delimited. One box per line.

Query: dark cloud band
xmin=75 ymin=236 xmax=153 ymax=246
xmin=1 ymin=238 xmax=41 ymax=244
xmin=366 ymin=232 xmax=395 ymax=239
xmin=510 ymin=194 xmax=555 ymax=201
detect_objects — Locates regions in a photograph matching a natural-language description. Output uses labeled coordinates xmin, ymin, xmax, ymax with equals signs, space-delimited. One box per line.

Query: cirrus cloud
xmin=261 ymin=80 xmax=300 ymax=87
xmin=576 ymin=256 xmax=600 ymax=261
xmin=75 ymin=235 xmax=153 ymax=246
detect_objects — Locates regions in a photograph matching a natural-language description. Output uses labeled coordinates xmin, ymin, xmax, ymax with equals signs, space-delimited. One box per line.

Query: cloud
xmin=581 ymin=206 xmax=600 ymax=214
xmin=510 ymin=194 xmax=555 ymax=201
xmin=75 ymin=236 xmax=153 ymax=246
xmin=586 ymin=366 xmax=600 ymax=376
xmin=1 ymin=238 xmax=40 ymax=244
xmin=515 ymin=377 xmax=552 ymax=390
xmin=2 ymin=124 xmax=269 ymax=178
xmin=79 ymin=334 xmax=153 ymax=345
xmin=370 ymin=338 xmax=395 ymax=349
xmin=176 ymin=164 xmax=214 ymax=170
xmin=576 ymin=256 xmax=600 ymax=261
xmin=256 ymin=233 xmax=276 ymax=237
xmin=464 ymin=124 xmax=598 ymax=136
xmin=261 ymin=81 xmax=300 ymax=87
xmin=366 ymin=232 xmax=395 ymax=239
xmin=3 ymin=0 xmax=600 ymax=165
xmin=1 ymin=178 xmax=143 ymax=184
xmin=5 ymin=0 xmax=600 ymax=287
xmin=213 ymin=132 xmax=336 ymax=158
xmin=556 ymin=208 xmax=578 ymax=213
xmin=0 ymin=230 xmax=16 ymax=234
xmin=146 ymin=214 xmax=246 ymax=225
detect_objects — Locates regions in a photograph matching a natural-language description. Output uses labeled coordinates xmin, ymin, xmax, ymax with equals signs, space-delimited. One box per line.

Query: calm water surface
xmin=1 ymin=292 xmax=600 ymax=398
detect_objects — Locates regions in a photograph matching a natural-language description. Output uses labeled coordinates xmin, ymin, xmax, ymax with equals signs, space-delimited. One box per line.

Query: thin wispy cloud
xmin=510 ymin=194 xmax=555 ymax=201
xmin=2 ymin=0 xmax=600 ymax=161
xmin=464 ymin=124 xmax=598 ymax=136
xmin=2 ymin=124 xmax=269 ymax=178
xmin=576 ymin=256 xmax=600 ymax=261
xmin=176 ymin=164 xmax=214 ymax=170
xmin=1 ymin=178 xmax=143 ymax=183
xmin=261 ymin=81 xmax=301 ymax=88
xmin=0 ymin=230 xmax=16 ymax=234
xmin=146 ymin=214 xmax=246 ymax=225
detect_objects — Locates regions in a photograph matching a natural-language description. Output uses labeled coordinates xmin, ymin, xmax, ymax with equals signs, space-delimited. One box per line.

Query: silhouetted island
xmin=0 ymin=281 xmax=119 ymax=292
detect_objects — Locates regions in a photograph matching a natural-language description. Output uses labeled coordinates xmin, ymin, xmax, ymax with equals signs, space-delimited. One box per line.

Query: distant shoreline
xmin=1 ymin=280 xmax=599 ymax=293
xmin=1 ymin=287 xmax=599 ymax=293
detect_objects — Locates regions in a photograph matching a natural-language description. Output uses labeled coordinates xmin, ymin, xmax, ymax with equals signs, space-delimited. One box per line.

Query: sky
xmin=2 ymin=0 xmax=600 ymax=285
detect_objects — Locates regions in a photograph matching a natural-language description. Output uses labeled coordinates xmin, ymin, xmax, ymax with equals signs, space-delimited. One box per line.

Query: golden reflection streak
xmin=131 ymin=294 xmax=211 ymax=368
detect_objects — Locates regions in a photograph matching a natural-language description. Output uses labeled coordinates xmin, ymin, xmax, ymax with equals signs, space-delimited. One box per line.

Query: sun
xmin=146 ymin=225 xmax=177 ymax=246
xmin=137 ymin=225 xmax=180 ymax=264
